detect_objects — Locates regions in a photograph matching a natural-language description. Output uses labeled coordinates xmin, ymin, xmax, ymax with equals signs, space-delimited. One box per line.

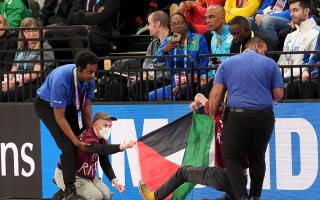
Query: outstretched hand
xmin=112 ymin=179 xmax=125 ymax=193
xmin=125 ymin=140 xmax=136 ymax=149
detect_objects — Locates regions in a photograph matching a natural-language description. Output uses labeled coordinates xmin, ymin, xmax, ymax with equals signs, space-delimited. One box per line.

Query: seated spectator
xmin=284 ymin=0 xmax=320 ymax=99
xmin=129 ymin=10 xmax=171 ymax=101
xmin=229 ymin=16 xmax=276 ymax=59
xmin=68 ymin=0 xmax=120 ymax=56
xmin=0 ymin=0 xmax=30 ymax=27
xmin=224 ymin=0 xmax=262 ymax=23
xmin=278 ymin=0 xmax=320 ymax=50
xmin=201 ymin=5 xmax=233 ymax=96
xmin=37 ymin=1 xmax=86 ymax=65
xmin=149 ymin=13 xmax=209 ymax=101
xmin=39 ymin=0 xmax=81 ymax=26
xmin=0 ymin=15 xmax=18 ymax=78
xmin=1 ymin=17 xmax=54 ymax=101
xmin=249 ymin=0 xmax=291 ymax=46
xmin=177 ymin=0 xmax=226 ymax=34
xmin=206 ymin=5 xmax=232 ymax=64
xmin=278 ymin=0 xmax=319 ymax=81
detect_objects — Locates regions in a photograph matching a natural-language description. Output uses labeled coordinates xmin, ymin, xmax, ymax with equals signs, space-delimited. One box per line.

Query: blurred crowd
xmin=1 ymin=0 xmax=320 ymax=101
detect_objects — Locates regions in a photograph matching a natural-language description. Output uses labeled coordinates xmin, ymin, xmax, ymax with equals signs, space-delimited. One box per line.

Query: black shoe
xmin=249 ymin=196 xmax=260 ymax=200
xmin=51 ymin=189 xmax=64 ymax=200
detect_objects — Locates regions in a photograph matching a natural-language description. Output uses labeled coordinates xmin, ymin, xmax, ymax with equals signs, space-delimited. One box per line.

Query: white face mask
xmin=99 ymin=127 xmax=111 ymax=140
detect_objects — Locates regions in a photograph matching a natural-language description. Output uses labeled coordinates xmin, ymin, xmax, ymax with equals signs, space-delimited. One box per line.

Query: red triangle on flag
xmin=138 ymin=141 xmax=180 ymax=191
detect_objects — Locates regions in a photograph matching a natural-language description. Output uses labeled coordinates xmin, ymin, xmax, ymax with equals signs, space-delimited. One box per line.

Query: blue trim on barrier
xmin=41 ymin=103 xmax=320 ymax=199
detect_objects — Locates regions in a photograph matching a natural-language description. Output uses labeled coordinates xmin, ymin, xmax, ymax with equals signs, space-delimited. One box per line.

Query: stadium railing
xmin=1 ymin=26 xmax=319 ymax=102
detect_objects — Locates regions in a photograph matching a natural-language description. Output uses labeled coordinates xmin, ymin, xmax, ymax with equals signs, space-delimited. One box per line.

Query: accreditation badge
xmin=78 ymin=111 xmax=83 ymax=129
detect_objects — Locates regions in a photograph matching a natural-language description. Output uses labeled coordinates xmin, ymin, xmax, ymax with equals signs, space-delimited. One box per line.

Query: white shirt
xmin=278 ymin=17 xmax=320 ymax=78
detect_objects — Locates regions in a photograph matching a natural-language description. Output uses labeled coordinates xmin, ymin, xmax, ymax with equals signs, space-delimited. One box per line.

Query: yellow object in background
xmin=224 ymin=0 xmax=262 ymax=23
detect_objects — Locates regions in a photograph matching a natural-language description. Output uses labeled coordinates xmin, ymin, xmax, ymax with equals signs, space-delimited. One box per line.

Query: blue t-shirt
xmin=214 ymin=50 xmax=283 ymax=109
xmin=37 ymin=64 xmax=95 ymax=108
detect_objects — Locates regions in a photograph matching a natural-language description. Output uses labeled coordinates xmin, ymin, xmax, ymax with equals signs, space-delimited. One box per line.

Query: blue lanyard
xmin=173 ymin=38 xmax=188 ymax=69
xmin=73 ymin=68 xmax=86 ymax=111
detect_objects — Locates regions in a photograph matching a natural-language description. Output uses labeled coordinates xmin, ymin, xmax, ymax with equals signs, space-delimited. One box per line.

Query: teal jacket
xmin=208 ymin=25 xmax=233 ymax=77
xmin=0 ymin=0 xmax=30 ymax=28
xmin=211 ymin=25 xmax=233 ymax=62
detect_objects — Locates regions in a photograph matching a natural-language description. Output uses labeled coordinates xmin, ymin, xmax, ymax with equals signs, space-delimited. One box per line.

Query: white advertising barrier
xmin=41 ymin=103 xmax=320 ymax=199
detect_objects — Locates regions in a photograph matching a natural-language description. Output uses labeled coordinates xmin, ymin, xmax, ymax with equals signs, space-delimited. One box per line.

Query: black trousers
xmin=34 ymin=98 xmax=81 ymax=186
xmin=222 ymin=109 xmax=274 ymax=198
xmin=155 ymin=166 xmax=235 ymax=200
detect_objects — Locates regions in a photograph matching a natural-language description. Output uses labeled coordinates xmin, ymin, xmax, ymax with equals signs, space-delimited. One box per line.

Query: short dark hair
xmin=170 ymin=12 xmax=196 ymax=31
xmin=244 ymin=36 xmax=268 ymax=49
xmin=229 ymin=16 xmax=250 ymax=28
xmin=150 ymin=10 xmax=169 ymax=28
xmin=170 ymin=12 xmax=187 ymax=23
xmin=289 ymin=0 xmax=311 ymax=9
xmin=74 ymin=50 xmax=98 ymax=70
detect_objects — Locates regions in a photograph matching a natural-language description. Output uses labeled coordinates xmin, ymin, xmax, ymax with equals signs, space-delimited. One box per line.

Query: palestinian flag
xmin=137 ymin=110 xmax=215 ymax=199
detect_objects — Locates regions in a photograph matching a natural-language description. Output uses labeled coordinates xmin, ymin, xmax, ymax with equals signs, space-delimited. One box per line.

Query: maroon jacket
xmin=59 ymin=128 xmax=122 ymax=181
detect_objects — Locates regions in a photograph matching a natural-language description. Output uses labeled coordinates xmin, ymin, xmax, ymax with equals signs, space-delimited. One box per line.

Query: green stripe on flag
xmin=171 ymin=112 xmax=215 ymax=199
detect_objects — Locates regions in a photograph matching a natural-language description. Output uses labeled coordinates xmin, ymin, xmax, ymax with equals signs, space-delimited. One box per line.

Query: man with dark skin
xmin=229 ymin=16 xmax=277 ymax=60
xmin=229 ymin=16 xmax=254 ymax=53
xmin=35 ymin=50 xmax=98 ymax=200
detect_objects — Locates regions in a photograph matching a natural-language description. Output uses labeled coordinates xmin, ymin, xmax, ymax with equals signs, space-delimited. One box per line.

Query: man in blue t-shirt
xmin=209 ymin=37 xmax=284 ymax=200
xmin=34 ymin=50 xmax=98 ymax=200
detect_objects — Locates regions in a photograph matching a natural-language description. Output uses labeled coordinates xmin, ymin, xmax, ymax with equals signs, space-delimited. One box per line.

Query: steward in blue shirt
xmin=34 ymin=50 xmax=98 ymax=200
xmin=209 ymin=37 xmax=284 ymax=200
